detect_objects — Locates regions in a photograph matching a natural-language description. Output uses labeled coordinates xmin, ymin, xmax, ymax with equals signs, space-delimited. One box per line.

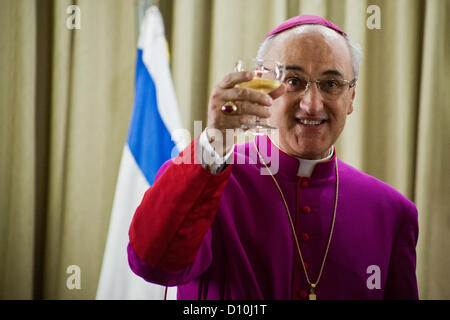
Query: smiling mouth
xmin=296 ymin=119 xmax=327 ymax=126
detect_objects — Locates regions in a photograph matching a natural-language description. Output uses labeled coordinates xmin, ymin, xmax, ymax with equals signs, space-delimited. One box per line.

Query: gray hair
xmin=256 ymin=25 xmax=362 ymax=78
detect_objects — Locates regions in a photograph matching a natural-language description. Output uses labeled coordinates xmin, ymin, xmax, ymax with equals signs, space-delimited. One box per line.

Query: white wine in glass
xmin=234 ymin=59 xmax=286 ymax=135
xmin=238 ymin=77 xmax=282 ymax=94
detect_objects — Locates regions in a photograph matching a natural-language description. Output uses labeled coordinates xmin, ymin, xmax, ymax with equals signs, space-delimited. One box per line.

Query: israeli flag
xmin=96 ymin=6 xmax=185 ymax=300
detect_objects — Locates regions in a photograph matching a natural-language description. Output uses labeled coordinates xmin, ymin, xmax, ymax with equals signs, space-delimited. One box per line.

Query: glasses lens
xmin=318 ymin=79 xmax=344 ymax=97
xmin=286 ymin=77 xmax=308 ymax=92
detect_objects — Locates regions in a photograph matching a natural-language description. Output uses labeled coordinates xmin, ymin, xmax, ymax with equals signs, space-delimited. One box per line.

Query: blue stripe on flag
xmin=127 ymin=49 xmax=177 ymax=185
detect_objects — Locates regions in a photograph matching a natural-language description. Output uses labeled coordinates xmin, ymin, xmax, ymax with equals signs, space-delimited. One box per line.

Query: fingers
xmin=217 ymin=72 xmax=275 ymax=106
xmin=221 ymin=87 xmax=273 ymax=106
xmin=213 ymin=114 xmax=257 ymax=129
xmin=208 ymin=101 xmax=270 ymax=132
xmin=207 ymin=71 xmax=283 ymax=132
xmin=218 ymin=71 xmax=253 ymax=89
xmin=269 ymin=83 xmax=286 ymax=100
xmin=226 ymin=101 xmax=271 ymax=118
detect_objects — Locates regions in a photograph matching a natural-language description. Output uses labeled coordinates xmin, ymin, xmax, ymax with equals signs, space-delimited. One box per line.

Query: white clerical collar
xmin=297 ymin=147 xmax=334 ymax=177
xmin=267 ymin=135 xmax=334 ymax=178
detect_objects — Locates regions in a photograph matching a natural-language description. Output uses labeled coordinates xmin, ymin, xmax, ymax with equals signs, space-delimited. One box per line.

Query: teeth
xmin=298 ymin=119 xmax=323 ymax=126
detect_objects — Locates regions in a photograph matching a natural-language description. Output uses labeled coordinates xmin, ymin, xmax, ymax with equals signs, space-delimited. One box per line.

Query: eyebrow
xmin=286 ymin=65 xmax=305 ymax=72
xmin=285 ymin=65 xmax=344 ymax=78
xmin=321 ymin=69 xmax=344 ymax=78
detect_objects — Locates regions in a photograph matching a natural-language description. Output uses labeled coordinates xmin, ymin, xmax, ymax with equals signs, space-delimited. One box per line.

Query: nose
xmin=299 ymin=83 xmax=324 ymax=114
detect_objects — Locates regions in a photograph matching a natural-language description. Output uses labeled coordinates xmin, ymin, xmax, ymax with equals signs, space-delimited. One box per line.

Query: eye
xmin=285 ymin=77 xmax=306 ymax=91
xmin=286 ymin=77 xmax=298 ymax=86
xmin=319 ymin=79 xmax=346 ymax=96
xmin=324 ymin=80 xmax=338 ymax=88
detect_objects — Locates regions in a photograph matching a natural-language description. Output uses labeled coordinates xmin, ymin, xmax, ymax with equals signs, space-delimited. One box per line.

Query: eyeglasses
xmin=284 ymin=77 xmax=357 ymax=100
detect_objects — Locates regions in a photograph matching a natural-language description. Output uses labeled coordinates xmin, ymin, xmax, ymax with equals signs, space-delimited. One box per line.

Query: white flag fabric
xmin=96 ymin=6 xmax=185 ymax=300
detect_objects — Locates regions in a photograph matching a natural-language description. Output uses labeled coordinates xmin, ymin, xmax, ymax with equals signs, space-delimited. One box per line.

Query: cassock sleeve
xmin=383 ymin=201 xmax=419 ymax=299
xmin=127 ymin=137 xmax=233 ymax=286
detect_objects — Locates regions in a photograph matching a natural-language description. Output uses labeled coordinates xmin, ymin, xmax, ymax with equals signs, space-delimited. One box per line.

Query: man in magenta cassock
xmin=127 ymin=15 xmax=419 ymax=300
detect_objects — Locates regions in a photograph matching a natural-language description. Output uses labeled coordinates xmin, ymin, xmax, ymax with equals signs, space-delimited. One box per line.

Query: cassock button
xmin=301 ymin=180 xmax=309 ymax=188
xmin=299 ymin=289 xmax=308 ymax=299
xmin=301 ymin=233 xmax=310 ymax=242
xmin=302 ymin=206 xmax=311 ymax=214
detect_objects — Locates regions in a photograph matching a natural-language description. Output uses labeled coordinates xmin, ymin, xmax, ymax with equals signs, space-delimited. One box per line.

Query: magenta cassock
xmin=128 ymin=135 xmax=419 ymax=300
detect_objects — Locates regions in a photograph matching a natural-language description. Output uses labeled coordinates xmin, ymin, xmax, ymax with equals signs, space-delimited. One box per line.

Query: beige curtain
xmin=0 ymin=0 xmax=37 ymax=300
xmin=0 ymin=0 xmax=448 ymax=299
xmin=0 ymin=0 xmax=136 ymax=299
xmin=415 ymin=0 xmax=450 ymax=300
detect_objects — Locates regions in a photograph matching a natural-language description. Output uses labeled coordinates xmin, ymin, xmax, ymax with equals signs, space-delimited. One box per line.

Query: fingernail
xmin=266 ymin=96 xmax=273 ymax=105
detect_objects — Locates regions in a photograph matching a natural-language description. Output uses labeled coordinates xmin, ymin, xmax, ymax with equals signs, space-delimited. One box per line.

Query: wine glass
xmin=234 ymin=58 xmax=286 ymax=135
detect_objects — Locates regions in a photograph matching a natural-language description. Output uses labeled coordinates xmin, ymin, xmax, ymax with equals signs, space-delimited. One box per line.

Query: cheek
xmin=328 ymin=105 xmax=349 ymax=136
xmin=271 ymin=98 xmax=295 ymax=126
xmin=268 ymin=102 xmax=282 ymax=125
xmin=329 ymin=100 xmax=351 ymax=123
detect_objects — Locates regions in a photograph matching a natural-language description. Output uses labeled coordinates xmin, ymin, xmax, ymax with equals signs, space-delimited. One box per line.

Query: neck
xmin=267 ymin=135 xmax=333 ymax=161
xmin=266 ymin=135 xmax=334 ymax=177
xmin=296 ymin=147 xmax=334 ymax=177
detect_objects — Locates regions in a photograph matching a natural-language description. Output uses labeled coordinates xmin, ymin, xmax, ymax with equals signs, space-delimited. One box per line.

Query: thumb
xmin=269 ymin=83 xmax=286 ymax=99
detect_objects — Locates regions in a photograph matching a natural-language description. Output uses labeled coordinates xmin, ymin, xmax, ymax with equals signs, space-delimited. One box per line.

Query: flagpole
xmin=97 ymin=0 xmax=182 ymax=300
xmin=135 ymin=0 xmax=160 ymax=43
xmin=136 ymin=0 xmax=159 ymax=25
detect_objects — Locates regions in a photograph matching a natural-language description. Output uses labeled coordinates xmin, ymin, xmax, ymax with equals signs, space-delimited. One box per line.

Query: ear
xmin=347 ymin=86 xmax=356 ymax=115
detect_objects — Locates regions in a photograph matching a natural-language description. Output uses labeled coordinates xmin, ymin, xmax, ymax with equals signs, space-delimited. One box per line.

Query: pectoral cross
xmin=309 ymin=284 xmax=317 ymax=300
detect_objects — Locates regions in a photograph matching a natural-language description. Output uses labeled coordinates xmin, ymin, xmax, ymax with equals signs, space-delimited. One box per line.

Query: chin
xmin=292 ymin=138 xmax=331 ymax=159
xmin=275 ymin=126 xmax=331 ymax=159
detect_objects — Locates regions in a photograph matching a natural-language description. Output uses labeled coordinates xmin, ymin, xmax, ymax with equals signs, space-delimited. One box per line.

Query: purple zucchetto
xmin=265 ymin=14 xmax=347 ymax=39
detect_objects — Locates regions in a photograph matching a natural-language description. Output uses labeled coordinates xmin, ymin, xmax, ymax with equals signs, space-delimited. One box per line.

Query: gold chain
xmin=253 ymin=140 xmax=339 ymax=300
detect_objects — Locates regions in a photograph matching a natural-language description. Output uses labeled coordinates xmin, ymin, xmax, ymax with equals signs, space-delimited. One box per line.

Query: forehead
xmin=263 ymin=26 xmax=353 ymax=78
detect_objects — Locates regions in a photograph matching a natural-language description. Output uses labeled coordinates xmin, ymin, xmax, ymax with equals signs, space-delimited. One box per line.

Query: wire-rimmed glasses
xmin=284 ymin=77 xmax=357 ymax=100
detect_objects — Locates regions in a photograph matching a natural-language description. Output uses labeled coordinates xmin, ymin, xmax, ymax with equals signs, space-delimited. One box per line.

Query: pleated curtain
xmin=0 ymin=0 xmax=448 ymax=299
